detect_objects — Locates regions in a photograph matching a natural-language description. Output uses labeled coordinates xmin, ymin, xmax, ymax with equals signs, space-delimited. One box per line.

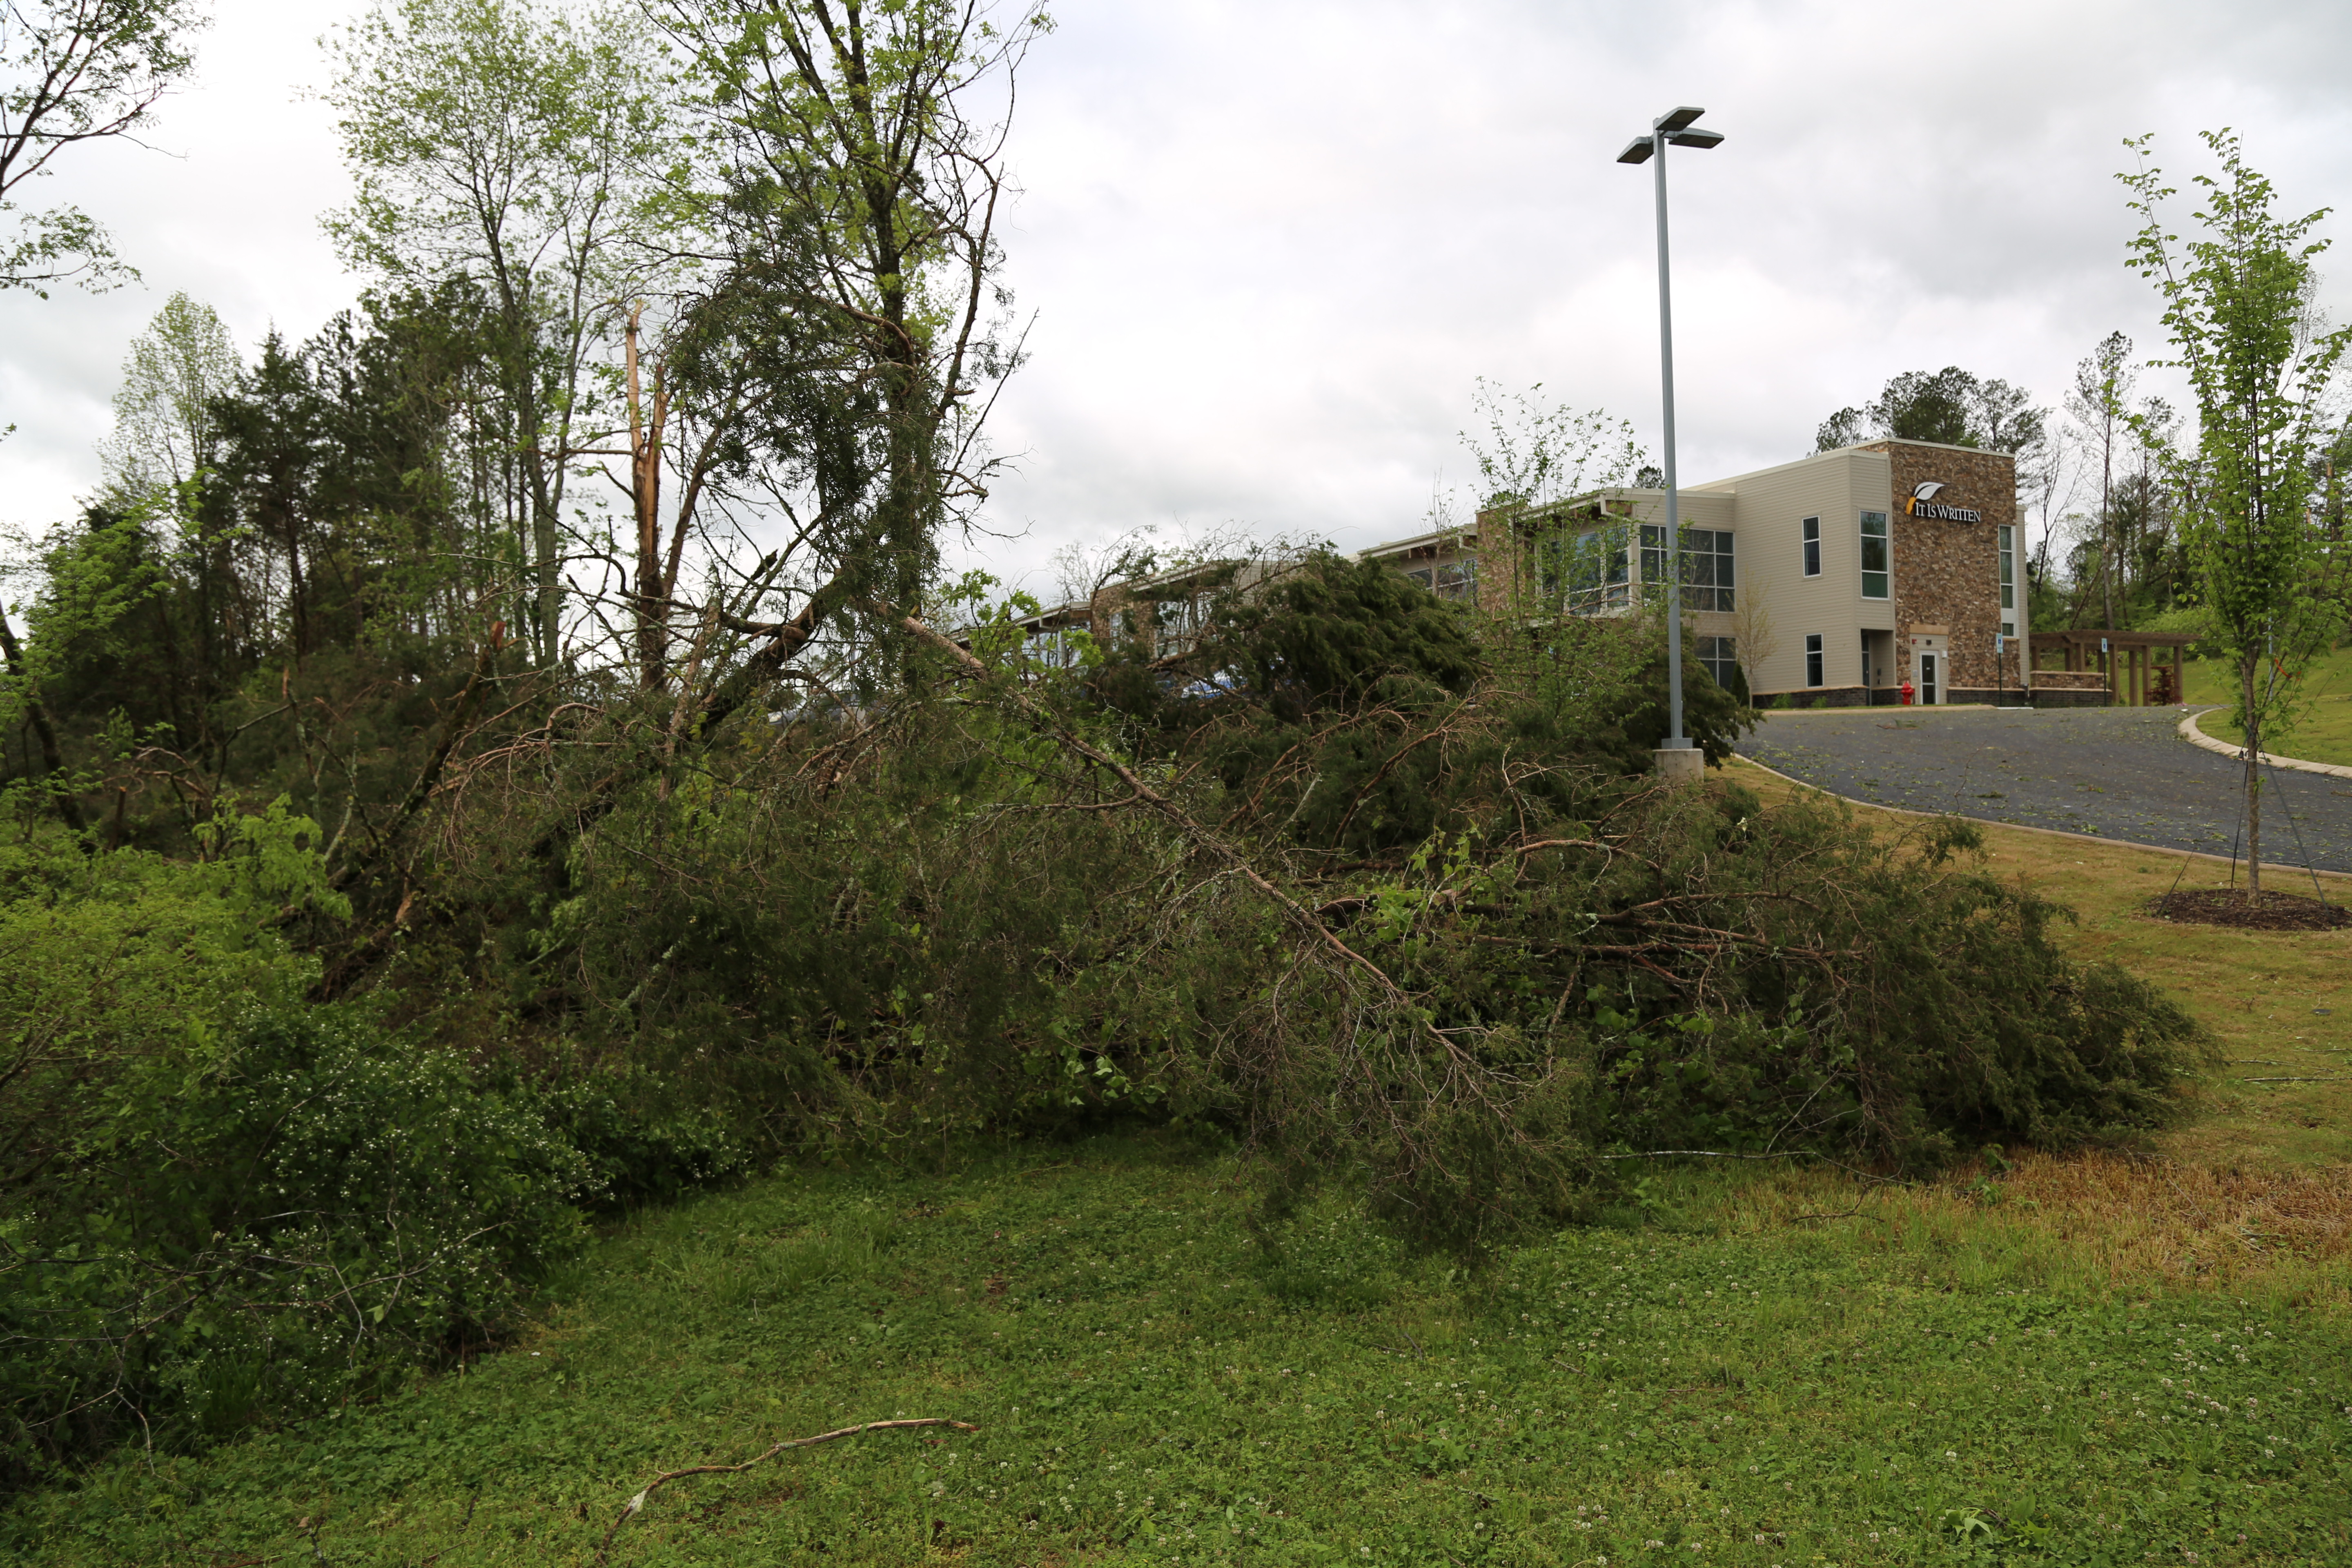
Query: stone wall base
xmin=1757 ymin=686 xmax=1871 ymax=710
xmin=1757 ymin=685 xmax=2075 ymax=710
xmin=1757 ymin=686 xmax=2006 ymax=710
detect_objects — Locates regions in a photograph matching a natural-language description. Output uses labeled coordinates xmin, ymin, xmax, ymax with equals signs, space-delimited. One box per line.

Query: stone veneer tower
xmin=1862 ymin=440 xmax=2020 ymax=704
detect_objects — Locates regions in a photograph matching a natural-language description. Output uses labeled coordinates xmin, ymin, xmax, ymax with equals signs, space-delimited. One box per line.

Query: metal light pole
xmin=1619 ymin=108 xmax=1722 ymax=775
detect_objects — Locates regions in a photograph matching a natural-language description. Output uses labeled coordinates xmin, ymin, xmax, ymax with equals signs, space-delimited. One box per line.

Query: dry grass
xmin=1709 ymin=753 xmax=2352 ymax=1305
xmin=1687 ymin=1156 xmax=2352 ymax=1309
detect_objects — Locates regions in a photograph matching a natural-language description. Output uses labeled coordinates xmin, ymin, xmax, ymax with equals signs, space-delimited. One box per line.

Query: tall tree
xmin=99 ymin=288 xmax=237 ymax=499
xmin=1814 ymin=365 xmax=2047 ymax=458
xmin=651 ymin=0 xmax=1048 ymax=713
xmin=0 ymin=0 xmax=202 ymax=295
xmin=91 ymin=292 xmax=249 ymax=733
xmin=2123 ymin=130 xmax=2352 ymax=900
xmin=325 ymin=0 xmax=677 ymax=668
xmin=2020 ymin=422 xmax=2078 ymax=591
xmin=2065 ymin=332 xmax=2134 ymax=630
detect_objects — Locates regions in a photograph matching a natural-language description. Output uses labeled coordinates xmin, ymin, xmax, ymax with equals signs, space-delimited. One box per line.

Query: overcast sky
xmin=5 ymin=0 xmax=2350 ymax=604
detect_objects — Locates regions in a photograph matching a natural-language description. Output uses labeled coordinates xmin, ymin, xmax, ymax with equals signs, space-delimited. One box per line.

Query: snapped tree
xmin=325 ymin=0 xmax=677 ymax=669
xmin=647 ymin=0 xmax=1049 ymax=717
xmin=2123 ymin=130 xmax=2352 ymax=899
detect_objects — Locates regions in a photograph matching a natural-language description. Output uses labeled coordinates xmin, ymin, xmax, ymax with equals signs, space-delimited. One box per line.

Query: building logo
xmin=1906 ymin=481 xmax=1983 ymax=523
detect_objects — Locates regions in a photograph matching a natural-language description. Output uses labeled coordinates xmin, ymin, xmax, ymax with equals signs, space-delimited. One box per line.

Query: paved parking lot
xmin=1735 ymin=704 xmax=2352 ymax=872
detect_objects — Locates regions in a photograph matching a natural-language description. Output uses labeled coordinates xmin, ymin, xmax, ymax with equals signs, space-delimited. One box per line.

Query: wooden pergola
xmin=2029 ymin=629 xmax=2197 ymax=706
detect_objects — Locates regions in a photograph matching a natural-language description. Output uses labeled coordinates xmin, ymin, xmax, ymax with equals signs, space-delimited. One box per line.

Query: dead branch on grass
xmin=596 ymin=1418 xmax=978 ymax=1564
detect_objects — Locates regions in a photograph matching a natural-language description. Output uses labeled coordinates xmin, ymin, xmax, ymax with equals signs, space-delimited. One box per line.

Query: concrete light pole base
xmin=1651 ymin=746 xmax=1705 ymax=786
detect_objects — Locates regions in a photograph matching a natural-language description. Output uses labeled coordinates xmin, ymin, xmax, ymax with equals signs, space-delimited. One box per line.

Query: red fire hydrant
xmin=1900 ymin=679 xmax=1915 ymax=706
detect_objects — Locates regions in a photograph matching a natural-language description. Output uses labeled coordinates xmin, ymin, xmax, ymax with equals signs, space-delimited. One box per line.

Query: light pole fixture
xmin=1618 ymin=107 xmax=1723 ymax=771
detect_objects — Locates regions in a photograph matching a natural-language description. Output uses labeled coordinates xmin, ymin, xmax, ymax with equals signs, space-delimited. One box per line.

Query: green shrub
xmin=521 ymin=1064 xmax=748 ymax=1209
xmin=0 ymin=807 xmax=741 ymax=1487
xmin=2 ymin=1004 xmax=596 ymax=1489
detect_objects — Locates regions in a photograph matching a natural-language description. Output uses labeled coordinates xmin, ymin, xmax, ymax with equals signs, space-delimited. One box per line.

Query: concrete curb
xmin=2175 ymin=708 xmax=2352 ymax=780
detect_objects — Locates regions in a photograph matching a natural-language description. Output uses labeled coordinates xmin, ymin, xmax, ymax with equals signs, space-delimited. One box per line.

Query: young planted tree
xmin=2123 ymin=131 xmax=2352 ymax=899
xmin=0 ymin=0 xmax=203 ymax=295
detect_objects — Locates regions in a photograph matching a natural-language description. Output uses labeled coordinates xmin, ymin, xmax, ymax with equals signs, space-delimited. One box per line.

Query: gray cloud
xmin=971 ymin=0 xmax=2352 ymax=593
xmin=6 ymin=0 xmax=2348 ymax=604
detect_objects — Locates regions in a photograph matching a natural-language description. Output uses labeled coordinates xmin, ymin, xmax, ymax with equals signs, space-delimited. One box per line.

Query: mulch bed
xmin=2145 ymin=888 xmax=2352 ymax=931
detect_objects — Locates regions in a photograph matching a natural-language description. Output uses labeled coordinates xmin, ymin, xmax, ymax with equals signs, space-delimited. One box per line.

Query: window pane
xmin=1860 ymin=512 xmax=1890 ymax=600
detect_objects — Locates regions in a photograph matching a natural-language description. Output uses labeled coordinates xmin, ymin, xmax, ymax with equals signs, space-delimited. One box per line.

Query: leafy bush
xmin=3 ymin=1000 xmax=599 ymax=1488
xmin=1581 ymin=626 xmax=1755 ymax=769
xmin=521 ymin=1064 xmax=748 ymax=1209
xmin=0 ymin=807 xmax=736 ymax=1487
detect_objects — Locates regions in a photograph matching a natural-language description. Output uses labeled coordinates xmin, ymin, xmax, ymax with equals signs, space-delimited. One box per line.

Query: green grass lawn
xmin=7 ymin=1138 xmax=2348 ymax=1567
xmin=2181 ymin=646 xmax=2352 ymax=766
xmin=12 ymin=781 xmax=2352 ymax=1568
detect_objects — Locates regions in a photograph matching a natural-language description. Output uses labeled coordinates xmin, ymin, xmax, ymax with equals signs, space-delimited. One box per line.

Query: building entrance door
xmin=1918 ymin=652 xmax=1940 ymax=705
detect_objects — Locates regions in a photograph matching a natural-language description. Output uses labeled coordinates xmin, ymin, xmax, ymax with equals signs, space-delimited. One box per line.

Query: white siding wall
xmin=1718 ymin=450 xmax=1895 ymax=695
xmin=1611 ymin=453 xmax=1897 ymax=696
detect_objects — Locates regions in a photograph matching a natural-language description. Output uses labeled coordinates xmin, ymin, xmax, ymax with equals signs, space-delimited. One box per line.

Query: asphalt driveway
xmin=1735 ymin=704 xmax=2352 ymax=872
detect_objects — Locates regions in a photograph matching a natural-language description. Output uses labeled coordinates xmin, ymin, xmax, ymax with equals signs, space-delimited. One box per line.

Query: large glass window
xmin=1804 ymin=632 xmax=1824 ymax=687
xmin=1802 ymin=516 xmax=1821 ymax=577
xmin=1697 ymin=635 xmax=1740 ymax=693
xmin=1396 ymin=557 xmax=1475 ymax=605
xmin=1436 ymin=558 xmax=1477 ymax=604
xmin=1549 ymin=528 xmax=1629 ymax=615
xmin=1997 ymin=524 xmax=2016 ymax=635
xmin=1641 ymin=525 xmax=1736 ymax=611
xmin=1860 ymin=510 xmax=1890 ymax=599
xmin=1153 ymin=588 xmax=1219 ymax=659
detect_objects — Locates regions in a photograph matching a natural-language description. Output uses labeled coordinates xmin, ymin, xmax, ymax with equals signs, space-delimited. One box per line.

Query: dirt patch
xmin=2147 ymin=887 xmax=2352 ymax=930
